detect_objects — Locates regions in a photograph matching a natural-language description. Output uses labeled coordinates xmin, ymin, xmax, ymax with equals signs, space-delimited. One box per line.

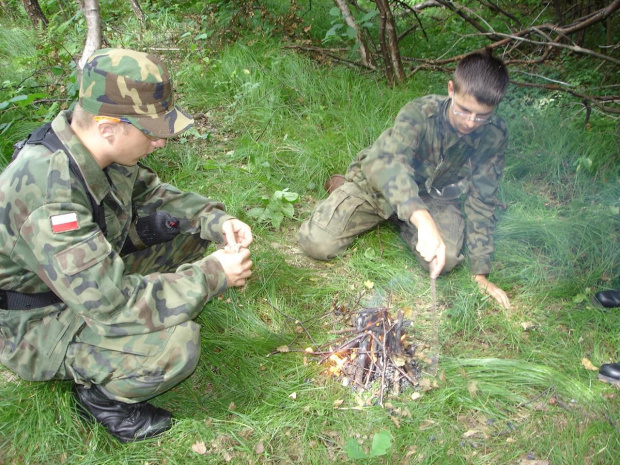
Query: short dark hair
xmin=453 ymin=49 xmax=509 ymax=106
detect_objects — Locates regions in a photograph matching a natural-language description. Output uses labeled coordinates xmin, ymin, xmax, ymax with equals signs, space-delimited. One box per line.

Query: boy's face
xmin=108 ymin=122 xmax=166 ymax=167
xmin=447 ymin=81 xmax=496 ymax=136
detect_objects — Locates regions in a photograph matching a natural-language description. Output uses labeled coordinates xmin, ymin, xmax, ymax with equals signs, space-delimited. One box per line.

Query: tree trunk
xmin=128 ymin=0 xmax=145 ymax=26
xmin=21 ymin=0 xmax=48 ymax=28
xmin=77 ymin=0 xmax=102 ymax=84
xmin=332 ymin=0 xmax=375 ymax=68
xmin=374 ymin=0 xmax=405 ymax=84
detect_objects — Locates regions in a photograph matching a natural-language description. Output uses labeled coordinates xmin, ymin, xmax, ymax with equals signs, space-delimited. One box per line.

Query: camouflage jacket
xmin=0 ymin=111 xmax=232 ymax=381
xmin=346 ymin=95 xmax=508 ymax=275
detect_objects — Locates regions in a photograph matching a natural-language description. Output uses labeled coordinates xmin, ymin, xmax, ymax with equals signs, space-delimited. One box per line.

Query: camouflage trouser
xmin=298 ymin=181 xmax=465 ymax=273
xmin=59 ymin=233 xmax=209 ymax=403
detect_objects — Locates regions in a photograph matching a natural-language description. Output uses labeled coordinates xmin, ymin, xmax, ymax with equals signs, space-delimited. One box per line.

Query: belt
xmin=0 ymin=289 xmax=63 ymax=310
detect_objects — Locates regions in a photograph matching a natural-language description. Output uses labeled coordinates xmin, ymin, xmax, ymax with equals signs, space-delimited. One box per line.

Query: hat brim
xmin=126 ymin=105 xmax=194 ymax=138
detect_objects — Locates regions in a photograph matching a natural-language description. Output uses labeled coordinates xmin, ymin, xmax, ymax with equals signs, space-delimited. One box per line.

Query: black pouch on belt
xmin=121 ymin=211 xmax=181 ymax=255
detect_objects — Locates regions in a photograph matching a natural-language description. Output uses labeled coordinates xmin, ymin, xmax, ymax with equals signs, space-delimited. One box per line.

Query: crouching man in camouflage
xmin=299 ymin=50 xmax=510 ymax=309
xmin=0 ymin=49 xmax=253 ymax=442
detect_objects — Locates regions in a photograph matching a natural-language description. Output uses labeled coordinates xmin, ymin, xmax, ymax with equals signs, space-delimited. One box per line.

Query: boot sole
xmin=598 ymin=373 xmax=620 ymax=387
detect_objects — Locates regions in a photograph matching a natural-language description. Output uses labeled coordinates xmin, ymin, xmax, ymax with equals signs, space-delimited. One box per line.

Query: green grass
xmin=1 ymin=1 xmax=619 ymax=464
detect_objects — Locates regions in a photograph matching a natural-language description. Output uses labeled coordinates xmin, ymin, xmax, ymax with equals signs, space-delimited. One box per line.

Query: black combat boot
xmin=594 ymin=289 xmax=620 ymax=308
xmin=73 ymin=384 xmax=172 ymax=443
xmin=598 ymin=363 xmax=620 ymax=386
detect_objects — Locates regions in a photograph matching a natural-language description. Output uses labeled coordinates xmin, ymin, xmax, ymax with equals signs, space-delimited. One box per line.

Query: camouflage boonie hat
xmin=79 ymin=48 xmax=194 ymax=138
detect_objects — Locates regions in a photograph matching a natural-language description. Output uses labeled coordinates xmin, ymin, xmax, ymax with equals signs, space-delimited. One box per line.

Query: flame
xmin=328 ymin=353 xmax=349 ymax=375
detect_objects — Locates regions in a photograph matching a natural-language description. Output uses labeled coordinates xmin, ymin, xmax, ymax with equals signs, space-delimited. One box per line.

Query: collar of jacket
xmin=52 ymin=111 xmax=112 ymax=206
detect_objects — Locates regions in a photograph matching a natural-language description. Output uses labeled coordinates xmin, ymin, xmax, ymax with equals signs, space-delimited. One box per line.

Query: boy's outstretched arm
xmin=473 ymin=274 xmax=510 ymax=309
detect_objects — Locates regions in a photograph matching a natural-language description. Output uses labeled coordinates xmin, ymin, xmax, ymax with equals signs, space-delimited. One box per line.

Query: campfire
xmin=312 ymin=303 xmax=436 ymax=401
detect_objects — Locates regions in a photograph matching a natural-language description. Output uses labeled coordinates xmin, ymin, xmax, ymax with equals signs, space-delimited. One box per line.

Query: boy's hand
xmin=410 ymin=210 xmax=445 ymax=279
xmin=473 ymin=274 xmax=510 ymax=309
xmin=222 ymin=219 xmax=253 ymax=249
xmin=212 ymin=247 xmax=253 ymax=287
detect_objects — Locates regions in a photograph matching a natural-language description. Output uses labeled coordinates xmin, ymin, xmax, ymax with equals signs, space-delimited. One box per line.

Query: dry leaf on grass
xmin=191 ymin=441 xmax=207 ymax=455
xmin=581 ymin=357 xmax=598 ymax=371
xmin=255 ymin=441 xmax=265 ymax=454
xmin=521 ymin=321 xmax=536 ymax=331
xmin=467 ymin=381 xmax=478 ymax=398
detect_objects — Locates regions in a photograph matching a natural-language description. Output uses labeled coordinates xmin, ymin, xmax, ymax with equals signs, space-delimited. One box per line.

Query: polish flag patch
xmin=50 ymin=212 xmax=79 ymax=233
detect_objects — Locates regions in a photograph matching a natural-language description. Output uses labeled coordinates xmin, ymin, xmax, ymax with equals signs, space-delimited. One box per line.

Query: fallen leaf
xmin=364 ymin=280 xmax=374 ymax=289
xmin=191 ymin=441 xmax=207 ymax=455
xmin=333 ymin=399 xmax=344 ymax=407
xmin=468 ymin=381 xmax=478 ymax=398
xmin=581 ymin=357 xmax=598 ymax=371
xmin=255 ymin=441 xmax=264 ymax=454
xmin=228 ymin=402 xmax=236 ymax=411
xmin=419 ymin=419 xmax=435 ymax=430
xmin=419 ymin=378 xmax=432 ymax=391
xmin=390 ymin=415 xmax=401 ymax=428
xmin=289 ymin=392 xmax=297 ymax=400
xmin=411 ymin=392 xmax=422 ymax=401
xmin=277 ymin=345 xmax=290 ymax=353
xmin=521 ymin=321 xmax=536 ymax=331
xmin=392 ymin=356 xmax=406 ymax=367
xmin=463 ymin=429 xmax=480 ymax=438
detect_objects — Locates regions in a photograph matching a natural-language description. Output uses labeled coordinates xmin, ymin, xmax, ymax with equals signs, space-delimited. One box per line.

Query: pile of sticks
xmin=317 ymin=307 xmax=421 ymax=397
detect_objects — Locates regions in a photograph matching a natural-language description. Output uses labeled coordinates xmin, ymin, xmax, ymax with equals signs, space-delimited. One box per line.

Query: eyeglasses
xmin=93 ymin=116 xmax=160 ymax=140
xmin=450 ymin=95 xmax=493 ymax=125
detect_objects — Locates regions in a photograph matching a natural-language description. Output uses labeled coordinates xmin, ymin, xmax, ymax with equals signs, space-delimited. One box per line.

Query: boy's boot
xmin=598 ymin=363 xmax=620 ymax=387
xmin=73 ymin=384 xmax=172 ymax=443
xmin=324 ymin=174 xmax=346 ymax=194
xmin=594 ymin=289 xmax=620 ymax=308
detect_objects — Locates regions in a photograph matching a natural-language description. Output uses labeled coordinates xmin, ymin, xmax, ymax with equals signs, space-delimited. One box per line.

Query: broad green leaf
xmin=345 ymin=439 xmax=367 ymax=459
xmin=281 ymin=202 xmax=295 ymax=218
xmin=325 ymin=24 xmax=343 ymax=38
xmin=246 ymin=207 xmax=265 ymax=219
xmin=360 ymin=10 xmax=379 ymax=22
xmin=369 ymin=430 xmax=392 ymax=457
xmin=271 ymin=211 xmax=284 ymax=229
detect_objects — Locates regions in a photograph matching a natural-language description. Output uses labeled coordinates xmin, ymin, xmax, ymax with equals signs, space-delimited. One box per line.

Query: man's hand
xmin=473 ymin=274 xmax=510 ymax=309
xmin=222 ymin=219 xmax=253 ymax=249
xmin=212 ymin=247 xmax=253 ymax=287
xmin=410 ymin=210 xmax=445 ymax=279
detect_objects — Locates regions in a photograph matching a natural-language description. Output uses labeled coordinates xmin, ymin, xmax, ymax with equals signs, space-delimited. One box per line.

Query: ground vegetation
xmin=0 ymin=1 xmax=618 ymax=463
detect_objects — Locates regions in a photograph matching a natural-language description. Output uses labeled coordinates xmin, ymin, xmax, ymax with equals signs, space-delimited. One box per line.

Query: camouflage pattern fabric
xmin=0 ymin=111 xmax=232 ymax=391
xmin=299 ymin=95 xmax=507 ymax=275
xmin=60 ymin=233 xmax=209 ymax=403
xmin=80 ymin=48 xmax=193 ymax=138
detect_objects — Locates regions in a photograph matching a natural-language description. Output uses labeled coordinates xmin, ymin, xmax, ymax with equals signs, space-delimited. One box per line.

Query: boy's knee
xmin=298 ymin=221 xmax=345 ymax=261
xmin=442 ymin=243 xmax=464 ymax=273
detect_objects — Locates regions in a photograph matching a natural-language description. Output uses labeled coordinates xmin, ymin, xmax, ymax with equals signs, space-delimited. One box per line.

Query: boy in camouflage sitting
xmin=298 ymin=50 xmax=510 ymax=309
xmin=0 ymin=49 xmax=253 ymax=442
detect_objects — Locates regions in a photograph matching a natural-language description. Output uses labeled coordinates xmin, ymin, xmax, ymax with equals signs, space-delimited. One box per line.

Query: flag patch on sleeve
xmin=50 ymin=212 xmax=79 ymax=233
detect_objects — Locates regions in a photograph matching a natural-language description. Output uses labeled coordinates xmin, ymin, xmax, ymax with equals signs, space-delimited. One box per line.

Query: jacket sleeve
xmin=15 ymin=198 xmax=228 ymax=337
xmin=130 ymin=163 xmax=234 ymax=244
xmin=358 ymin=102 xmax=429 ymax=223
xmin=463 ymin=127 xmax=508 ymax=275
